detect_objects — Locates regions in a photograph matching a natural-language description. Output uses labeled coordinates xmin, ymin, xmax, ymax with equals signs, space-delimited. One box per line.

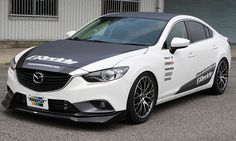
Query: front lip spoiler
xmin=2 ymin=89 xmax=126 ymax=123
xmin=11 ymin=106 xmax=125 ymax=123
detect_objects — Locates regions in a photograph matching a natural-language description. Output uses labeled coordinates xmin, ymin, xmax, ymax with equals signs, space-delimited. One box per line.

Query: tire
xmin=210 ymin=58 xmax=229 ymax=95
xmin=126 ymin=72 xmax=158 ymax=124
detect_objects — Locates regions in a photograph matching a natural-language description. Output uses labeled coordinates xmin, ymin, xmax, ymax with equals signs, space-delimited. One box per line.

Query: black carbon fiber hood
xmin=16 ymin=40 xmax=147 ymax=73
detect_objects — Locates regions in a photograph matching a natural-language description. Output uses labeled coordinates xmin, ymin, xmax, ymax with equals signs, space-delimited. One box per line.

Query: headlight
xmin=9 ymin=57 xmax=16 ymax=71
xmin=83 ymin=66 xmax=129 ymax=82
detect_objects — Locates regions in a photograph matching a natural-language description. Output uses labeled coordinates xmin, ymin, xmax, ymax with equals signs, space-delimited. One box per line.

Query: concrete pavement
xmin=0 ymin=48 xmax=26 ymax=64
xmin=0 ymin=46 xmax=236 ymax=64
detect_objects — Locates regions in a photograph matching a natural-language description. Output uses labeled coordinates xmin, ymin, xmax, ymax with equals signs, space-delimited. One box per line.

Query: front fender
xmin=15 ymin=46 xmax=36 ymax=63
xmin=114 ymin=52 xmax=164 ymax=94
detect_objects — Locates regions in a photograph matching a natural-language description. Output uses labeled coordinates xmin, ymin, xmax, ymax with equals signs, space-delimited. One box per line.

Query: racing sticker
xmin=26 ymin=55 xmax=79 ymax=65
xmin=164 ymin=56 xmax=174 ymax=81
xmin=176 ymin=63 xmax=216 ymax=94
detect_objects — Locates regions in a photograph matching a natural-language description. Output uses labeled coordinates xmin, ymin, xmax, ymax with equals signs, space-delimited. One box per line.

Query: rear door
xmin=176 ymin=21 xmax=217 ymax=93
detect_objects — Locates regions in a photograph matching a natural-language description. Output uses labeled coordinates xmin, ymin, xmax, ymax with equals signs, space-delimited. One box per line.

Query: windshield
xmin=70 ymin=17 xmax=167 ymax=46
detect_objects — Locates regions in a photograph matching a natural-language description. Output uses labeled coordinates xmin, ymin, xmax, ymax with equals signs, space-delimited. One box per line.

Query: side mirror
xmin=66 ymin=30 xmax=77 ymax=38
xmin=169 ymin=37 xmax=190 ymax=54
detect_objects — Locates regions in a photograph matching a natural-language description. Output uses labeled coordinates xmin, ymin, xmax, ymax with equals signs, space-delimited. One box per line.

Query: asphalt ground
xmin=0 ymin=61 xmax=236 ymax=141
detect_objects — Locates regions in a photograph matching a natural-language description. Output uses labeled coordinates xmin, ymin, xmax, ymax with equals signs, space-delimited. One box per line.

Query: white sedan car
xmin=2 ymin=12 xmax=231 ymax=124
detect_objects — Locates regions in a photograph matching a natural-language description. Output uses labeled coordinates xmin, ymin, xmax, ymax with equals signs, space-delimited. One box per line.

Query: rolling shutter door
xmin=165 ymin=0 xmax=236 ymax=44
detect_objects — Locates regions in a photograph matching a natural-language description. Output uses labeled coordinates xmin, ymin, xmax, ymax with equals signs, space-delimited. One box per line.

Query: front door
xmin=159 ymin=21 xmax=196 ymax=99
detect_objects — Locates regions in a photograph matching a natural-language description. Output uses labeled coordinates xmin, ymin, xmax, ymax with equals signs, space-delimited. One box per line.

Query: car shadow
xmin=2 ymin=110 xmax=125 ymax=131
xmin=2 ymin=90 xmax=214 ymax=131
xmin=152 ymin=90 xmax=212 ymax=115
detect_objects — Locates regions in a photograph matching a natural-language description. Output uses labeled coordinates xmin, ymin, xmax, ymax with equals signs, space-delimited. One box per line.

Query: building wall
xmin=165 ymin=0 xmax=236 ymax=44
xmin=0 ymin=0 xmax=158 ymax=41
xmin=0 ymin=0 xmax=101 ymax=41
xmin=140 ymin=0 xmax=156 ymax=12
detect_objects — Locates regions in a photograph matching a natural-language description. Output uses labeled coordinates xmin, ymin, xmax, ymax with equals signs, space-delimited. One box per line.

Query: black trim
xmin=184 ymin=21 xmax=191 ymax=41
xmin=1 ymin=86 xmax=14 ymax=109
xmin=169 ymin=45 xmax=187 ymax=54
xmin=13 ymin=106 xmax=125 ymax=123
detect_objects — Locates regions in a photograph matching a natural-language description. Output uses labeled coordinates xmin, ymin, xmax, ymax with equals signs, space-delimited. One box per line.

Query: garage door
xmin=165 ymin=0 xmax=236 ymax=44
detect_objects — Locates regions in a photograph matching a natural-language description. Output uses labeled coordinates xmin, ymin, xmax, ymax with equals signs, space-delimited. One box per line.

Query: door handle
xmin=188 ymin=52 xmax=195 ymax=58
xmin=213 ymin=47 xmax=218 ymax=50
xmin=213 ymin=45 xmax=218 ymax=50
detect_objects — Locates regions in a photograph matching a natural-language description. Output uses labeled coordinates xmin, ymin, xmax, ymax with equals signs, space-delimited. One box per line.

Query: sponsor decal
xmin=196 ymin=63 xmax=216 ymax=77
xmin=164 ymin=56 xmax=174 ymax=60
xmin=164 ymin=56 xmax=174 ymax=81
xmin=28 ymin=96 xmax=46 ymax=107
xmin=176 ymin=63 xmax=216 ymax=94
xmin=165 ymin=72 xmax=173 ymax=77
xmin=165 ymin=67 xmax=174 ymax=71
xmin=197 ymin=71 xmax=213 ymax=85
xmin=164 ymin=77 xmax=172 ymax=81
xmin=26 ymin=55 xmax=78 ymax=65
xmin=27 ymin=63 xmax=60 ymax=69
xmin=195 ymin=63 xmax=216 ymax=85
xmin=165 ymin=61 xmax=174 ymax=65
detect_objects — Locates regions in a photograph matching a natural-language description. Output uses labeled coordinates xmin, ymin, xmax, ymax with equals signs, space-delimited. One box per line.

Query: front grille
xmin=16 ymin=68 xmax=71 ymax=92
xmin=12 ymin=93 xmax=79 ymax=114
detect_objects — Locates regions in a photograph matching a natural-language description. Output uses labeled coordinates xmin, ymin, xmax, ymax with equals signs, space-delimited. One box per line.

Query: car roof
xmin=103 ymin=12 xmax=180 ymax=21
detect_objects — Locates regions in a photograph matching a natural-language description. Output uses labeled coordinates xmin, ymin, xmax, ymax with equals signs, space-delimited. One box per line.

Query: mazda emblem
xmin=33 ymin=72 xmax=44 ymax=84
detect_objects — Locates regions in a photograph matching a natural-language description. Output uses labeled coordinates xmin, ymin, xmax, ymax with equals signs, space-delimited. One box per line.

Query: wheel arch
xmin=125 ymin=70 xmax=159 ymax=123
xmin=220 ymin=57 xmax=229 ymax=66
xmin=141 ymin=71 xmax=159 ymax=98
xmin=210 ymin=56 xmax=229 ymax=95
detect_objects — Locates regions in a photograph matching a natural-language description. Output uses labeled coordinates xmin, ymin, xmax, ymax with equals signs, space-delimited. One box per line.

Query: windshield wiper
xmin=68 ymin=38 xmax=110 ymax=43
xmin=119 ymin=43 xmax=147 ymax=46
xmin=68 ymin=38 xmax=147 ymax=46
xmin=86 ymin=40 xmax=111 ymax=43
xmin=87 ymin=40 xmax=147 ymax=46
xmin=68 ymin=37 xmax=86 ymax=41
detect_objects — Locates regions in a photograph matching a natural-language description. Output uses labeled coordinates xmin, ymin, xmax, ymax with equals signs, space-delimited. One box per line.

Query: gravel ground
xmin=0 ymin=61 xmax=236 ymax=141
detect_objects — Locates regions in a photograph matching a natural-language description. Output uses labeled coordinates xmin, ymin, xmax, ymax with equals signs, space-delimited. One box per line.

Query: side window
xmin=188 ymin=21 xmax=207 ymax=42
xmin=164 ymin=21 xmax=188 ymax=49
xmin=204 ymin=26 xmax=210 ymax=38
xmin=209 ymin=29 xmax=213 ymax=37
xmin=204 ymin=26 xmax=213 ymax=38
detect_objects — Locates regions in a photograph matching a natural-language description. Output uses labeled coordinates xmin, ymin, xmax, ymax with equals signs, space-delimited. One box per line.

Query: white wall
xmin=140 ymin=0 xmax=157 ymax=12
xmin=0 ymin=0 xmax=101 ymax=41
xmin=0 ymin=0 xmax=157 ymax=41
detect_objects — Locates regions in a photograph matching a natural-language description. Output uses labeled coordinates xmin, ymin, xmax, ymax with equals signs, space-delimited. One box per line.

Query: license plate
xmin=26 ymin=95 xmax=49 ymax=110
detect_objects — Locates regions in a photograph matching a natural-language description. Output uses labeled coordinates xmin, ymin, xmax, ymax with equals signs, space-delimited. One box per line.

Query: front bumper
xmin=7 ymin=68 xmax=132 ymax=112
xmin=3 ymin=68 xmax=132 ymax=123
xmin=2 ymin=90 xmax=126 ymax=123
